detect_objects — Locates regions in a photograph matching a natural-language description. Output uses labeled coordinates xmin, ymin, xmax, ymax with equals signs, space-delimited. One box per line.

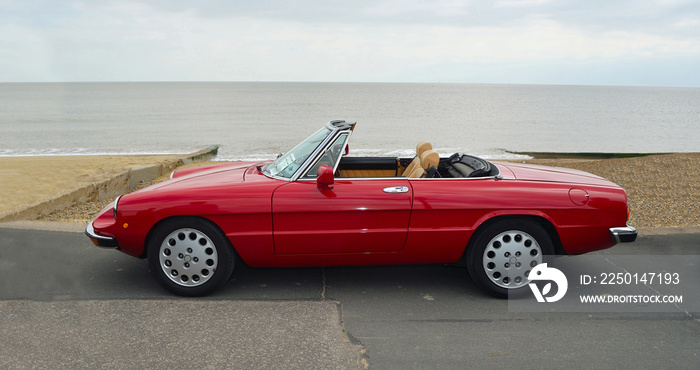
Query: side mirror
xmin=343 ymin=145 xmax=349 ymax=156
xmin=316 ymin=165 xmax=334 ymax=191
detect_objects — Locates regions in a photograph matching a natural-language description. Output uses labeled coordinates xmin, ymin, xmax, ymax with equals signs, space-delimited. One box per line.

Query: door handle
xmin=383 ymin=186 xmax=409 ymax=193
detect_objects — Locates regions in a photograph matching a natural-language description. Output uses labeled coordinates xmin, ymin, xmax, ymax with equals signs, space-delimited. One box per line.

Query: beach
xmin=1 ymin=153 xmax=698 ymax=229
xmin=0 ymin=155 xmax=181 ymax=218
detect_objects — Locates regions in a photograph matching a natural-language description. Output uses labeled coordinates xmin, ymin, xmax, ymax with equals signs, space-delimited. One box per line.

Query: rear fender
xmin=461 ymin=213 xmax=564 ymax=261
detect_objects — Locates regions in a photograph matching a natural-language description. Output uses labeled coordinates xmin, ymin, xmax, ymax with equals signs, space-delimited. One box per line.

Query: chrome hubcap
xmin=482 ymin=230 xmax=543 ymax=289
xmin=159 ymin=228 xmax=218 ymax=287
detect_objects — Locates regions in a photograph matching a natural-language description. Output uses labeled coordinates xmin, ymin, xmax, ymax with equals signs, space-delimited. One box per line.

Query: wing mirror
xmin=316 ymin=165 xmax=334 ymax=191
xmin=343 ymin=145 xmax=349 ymax=156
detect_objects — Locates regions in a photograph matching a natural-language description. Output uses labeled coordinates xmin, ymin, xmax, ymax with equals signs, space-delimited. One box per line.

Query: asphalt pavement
xmin=0 ymin=225 xmax=698 ymax=369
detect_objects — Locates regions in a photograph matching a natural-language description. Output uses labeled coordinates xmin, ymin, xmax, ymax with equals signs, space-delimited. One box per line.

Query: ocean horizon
xmin=1 ymin=82 xmax=698 ymax=161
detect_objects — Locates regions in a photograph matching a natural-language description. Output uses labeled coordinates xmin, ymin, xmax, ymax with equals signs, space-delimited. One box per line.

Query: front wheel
xmin=148 ymin=218 xmax=235 ymax=296
xmin=467 ymin=218 xmax=554 ymax=298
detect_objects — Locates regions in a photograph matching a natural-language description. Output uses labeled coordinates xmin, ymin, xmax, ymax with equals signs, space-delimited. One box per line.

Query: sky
xmin=1 ymin=0 xmax=699 ymax=87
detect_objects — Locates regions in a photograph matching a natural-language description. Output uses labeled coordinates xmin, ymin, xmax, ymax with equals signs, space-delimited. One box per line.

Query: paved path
xmin=0 ymin=225 xmax=698 ymax=369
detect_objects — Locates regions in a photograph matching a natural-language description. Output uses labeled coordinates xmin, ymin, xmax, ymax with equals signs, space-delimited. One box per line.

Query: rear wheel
xmin=148 ymin=218 xmax=235 ymax=296
xmin=467 ymin=218 xmax=554 ymax=298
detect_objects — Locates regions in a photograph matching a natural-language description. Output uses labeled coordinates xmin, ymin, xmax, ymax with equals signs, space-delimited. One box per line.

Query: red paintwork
xmin=170 ymin=161 xmax=260 ymax=179
xmin=315 ymin=165 xmax=335 ymax=191
xmin=90 ymin=159 xmax=630 ymax=267
xmin=498 ymin=162 xmax=611 ymax=186
xmin=274 ymin=178 xmax=412 ymax=255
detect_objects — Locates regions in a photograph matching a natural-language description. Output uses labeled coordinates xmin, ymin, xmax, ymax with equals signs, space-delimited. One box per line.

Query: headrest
xmin=421 ymin=150 xmax=439 ymax=169
xmin=416 ymin=141 xmax=433 ymax=157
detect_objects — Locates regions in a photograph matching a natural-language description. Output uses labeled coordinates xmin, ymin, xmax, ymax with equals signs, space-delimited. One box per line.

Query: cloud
xmin=0 ymin=0 xmax=698 ymax=86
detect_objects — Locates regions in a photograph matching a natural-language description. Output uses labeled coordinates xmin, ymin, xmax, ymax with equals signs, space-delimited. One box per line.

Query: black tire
xmin=467 ymin=218 xmax=554 ymax=299
xmin=147 ymin=217 xmax=235 ymax=296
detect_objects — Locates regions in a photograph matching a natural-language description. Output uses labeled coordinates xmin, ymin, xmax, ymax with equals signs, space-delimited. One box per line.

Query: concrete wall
xmin=0 ymin=146 xmax=218 ymax=222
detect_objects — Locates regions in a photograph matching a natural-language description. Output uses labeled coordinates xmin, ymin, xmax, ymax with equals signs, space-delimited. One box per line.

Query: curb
xmin=636 ymin=226 xmax=700 ymax=236
xmin=0 ymin=221 xmax=86 ymax=232
xmin=0 ymin=146 xmax=218 ymax=223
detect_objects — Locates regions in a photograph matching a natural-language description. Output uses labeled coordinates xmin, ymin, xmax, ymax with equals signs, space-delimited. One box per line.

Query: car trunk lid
xmin=494 ymin=161 xmax=618 ymax=187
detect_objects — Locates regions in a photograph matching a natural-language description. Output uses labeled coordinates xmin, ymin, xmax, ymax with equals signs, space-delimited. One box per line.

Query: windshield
xmin=262 ymin=127 xmax=330 ymax=178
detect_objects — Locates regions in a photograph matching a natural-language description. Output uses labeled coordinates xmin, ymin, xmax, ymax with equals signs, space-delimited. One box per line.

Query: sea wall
xmin=0 ymin=146 xmax=218 ymax=222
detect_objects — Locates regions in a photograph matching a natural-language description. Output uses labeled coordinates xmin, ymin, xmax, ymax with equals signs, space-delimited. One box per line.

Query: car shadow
xmin=45 ymin=239 xmax=486 ymax=301
xmin=215 ymin=263 xmax=486 ymax=301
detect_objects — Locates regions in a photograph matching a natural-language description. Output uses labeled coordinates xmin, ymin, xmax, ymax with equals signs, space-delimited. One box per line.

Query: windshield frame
xmin=261 ymin=121 xmax=355 ymax=181
xmin=300 ymin=132 xmax=350 ymax=179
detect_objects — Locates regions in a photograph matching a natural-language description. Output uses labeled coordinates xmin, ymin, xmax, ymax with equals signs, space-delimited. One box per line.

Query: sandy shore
xmin=1 ymin=153 xmax=698 ymax=228
xmin=0 ymin=155 xmax=180 ymax=217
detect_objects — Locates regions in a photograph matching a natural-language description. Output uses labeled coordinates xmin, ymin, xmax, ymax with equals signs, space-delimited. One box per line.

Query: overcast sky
xmin=1 ymin=0 xmax=699 ymax=86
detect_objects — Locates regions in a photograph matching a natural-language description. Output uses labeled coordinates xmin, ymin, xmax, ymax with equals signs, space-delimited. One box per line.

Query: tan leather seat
xmin=407 ymin=149 xmax=439 ymax=178
xmin=402 ymin=141 xmax=432 ymax=176
xmin=407 ymin=167 xmax=425 ymax=178
xmin=421 ymin=149 xmax=439 ymax=172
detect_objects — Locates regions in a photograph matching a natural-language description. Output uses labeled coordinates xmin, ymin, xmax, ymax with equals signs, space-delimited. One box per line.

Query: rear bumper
xmin=86 ymin=221 xmax=119 ymax=248
xmin=609 ymin=225 xmax=638 ymax=243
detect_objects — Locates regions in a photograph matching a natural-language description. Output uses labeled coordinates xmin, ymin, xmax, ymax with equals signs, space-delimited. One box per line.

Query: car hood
xmin=142 ymin=161 xmax=261 ymax=192
xmin=494 ymin=161 xmax=617 ymax=187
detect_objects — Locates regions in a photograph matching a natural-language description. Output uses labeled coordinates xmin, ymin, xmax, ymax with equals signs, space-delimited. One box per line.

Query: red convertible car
xmin=86 ymin=120 xmax=637 ymax=297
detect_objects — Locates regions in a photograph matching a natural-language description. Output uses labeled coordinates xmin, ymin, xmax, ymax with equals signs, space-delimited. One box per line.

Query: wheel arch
xmin=141 ymin=215 xmax=237 ymax=259
xmin=463 ymin=214 xmax=565 ymax=261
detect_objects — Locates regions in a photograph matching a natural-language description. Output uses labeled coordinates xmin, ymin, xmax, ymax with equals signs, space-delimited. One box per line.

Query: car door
xmin=272 ymin=178 xmax=412 ymax=254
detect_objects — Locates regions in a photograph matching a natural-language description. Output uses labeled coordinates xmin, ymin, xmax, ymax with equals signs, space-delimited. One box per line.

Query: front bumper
xmin=609 ymin=225 xmax=638 ymax=243
xmin=86 ymin=221 xmax=119 ymax=248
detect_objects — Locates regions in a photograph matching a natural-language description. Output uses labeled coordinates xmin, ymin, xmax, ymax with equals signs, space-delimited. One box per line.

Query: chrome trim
xmin=85 ymin=221 xmax=119 ymax=248
xmin=113 ymin=195 xmax=122 ymax=219
xmin=290 ymin=120 xmax=355 ymax=181
xmin=259 ymin=124 xmax=335 ymax=181
xmin=298 ymin=175 xmax=504 ymax=181
xmin=407 ymin=174 xmax=502 ymax=181
xmin=290 ymin=131 xmax=338 ymax=182
xmin=330 ymin=136 xmax=350 ymax=175
xmin=300 ymin=133 xmax=350 ymax=179
xmin=297 ymin=177 xmax=400 ymax=182
xmin=383 ymin=186 xmax=409 ymax=193
xmin=610 ymin=225 xmax=638 ymax=243
xmin=294 ymin=130 xmax=353 ymax=181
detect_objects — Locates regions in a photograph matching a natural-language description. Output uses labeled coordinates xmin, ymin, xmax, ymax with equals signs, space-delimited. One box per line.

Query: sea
xmin=1 ymin=82 xmax=698 ymax=161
